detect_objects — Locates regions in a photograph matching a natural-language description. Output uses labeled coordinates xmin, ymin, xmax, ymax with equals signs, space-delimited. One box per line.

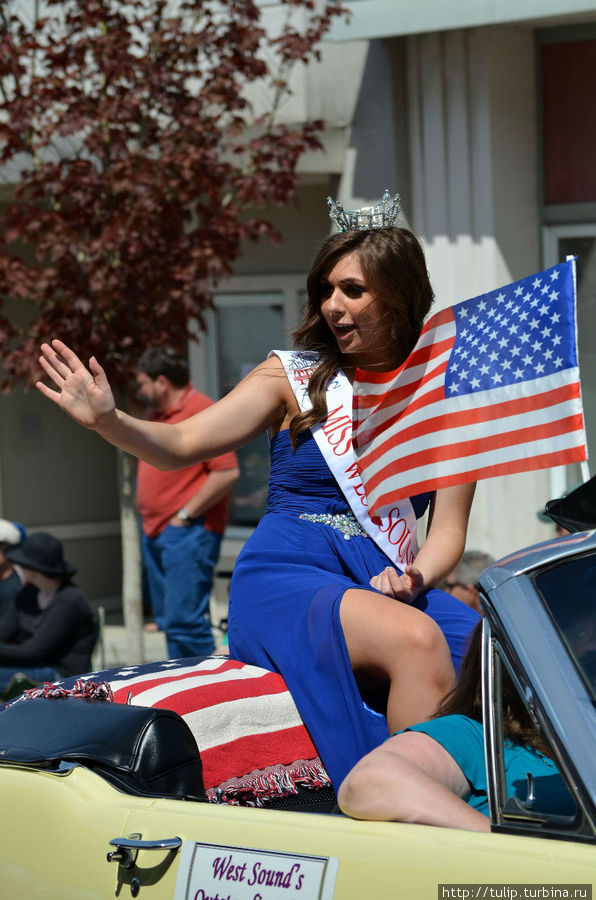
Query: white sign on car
xmin=174 ymin=842 xmax=339 ymax=900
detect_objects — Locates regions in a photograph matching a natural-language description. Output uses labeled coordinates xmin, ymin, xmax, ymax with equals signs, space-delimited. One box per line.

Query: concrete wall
xmin=405 ymin=25 xmax=554 ymax=559
xmin=0 ymin=386 xmax=122 ymax=602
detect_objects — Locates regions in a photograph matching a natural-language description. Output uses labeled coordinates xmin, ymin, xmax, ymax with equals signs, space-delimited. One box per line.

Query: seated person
xmin=338 ymin=622 xmax=572 ymax=831
xmin=0 ymin=519 xmax=27 ymax=622
xmin=440 ymin=550 xmax=495 ymax=615
xmin=0 ymin=532 xmax=95 ymax=690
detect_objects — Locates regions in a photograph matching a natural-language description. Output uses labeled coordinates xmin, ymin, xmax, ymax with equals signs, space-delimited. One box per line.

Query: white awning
xmin=328 ymin=0 xmax=596 ymax=41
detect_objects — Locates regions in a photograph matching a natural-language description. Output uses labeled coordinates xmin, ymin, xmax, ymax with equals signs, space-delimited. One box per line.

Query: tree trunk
xmin=117 ymin=448 xmax=145 ymax=664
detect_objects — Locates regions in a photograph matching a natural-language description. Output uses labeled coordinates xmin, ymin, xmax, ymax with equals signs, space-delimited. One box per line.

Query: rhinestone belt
xmin=298 ymin=511 xmax=368 ymax=540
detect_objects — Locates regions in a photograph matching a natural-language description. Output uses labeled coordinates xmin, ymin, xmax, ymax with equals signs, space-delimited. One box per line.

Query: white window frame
xmin=542 ymin=222 xmax=596 ymax=269
xmin=189 ymin=274 xmax=307 ymax=548
xmin=205 ymin=274 xmax=305 ymax=399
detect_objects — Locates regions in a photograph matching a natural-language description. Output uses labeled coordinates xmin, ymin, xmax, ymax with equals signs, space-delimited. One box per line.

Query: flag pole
xmin=566 ymin=255 xmax=591 ymax=484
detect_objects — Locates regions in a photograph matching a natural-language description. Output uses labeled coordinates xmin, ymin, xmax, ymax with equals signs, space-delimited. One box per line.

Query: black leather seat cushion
xmin=0 ymin=696 xmax=205 ymax=802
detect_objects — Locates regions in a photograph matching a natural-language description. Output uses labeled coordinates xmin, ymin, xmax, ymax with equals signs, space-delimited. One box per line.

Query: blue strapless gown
xmin=227 ymin=430 xmax=479 ymax=792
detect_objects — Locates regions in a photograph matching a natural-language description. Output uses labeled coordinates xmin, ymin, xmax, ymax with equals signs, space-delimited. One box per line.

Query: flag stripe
xmin=109 ymin=657 xmax=241 ymax=690
xmin=363 ymin=414 xmax=585 ymax=499
xmin=353 ymin=335 xmax=453 ymax=416
xmin=367 ymin=446 xmax=586 ymax=510
xmin=355 ymin=362 xmax=450 ymax=438
xmin=202 ymin=727 xmax=318 ymax=788
xmin=359 ymin=380 xmax=582 ymax=476
xmin=353 ymin=340 xmax=454 ymax=436
xmin=357 ymin=371 xmax=581 ymax=469
xmin=110 ymin=659 xmax=269 ymax=700
xmin=113 ymin=669 xmax=287 ymax=708
xmin=182 ymin=691 xmax=306 ymax=750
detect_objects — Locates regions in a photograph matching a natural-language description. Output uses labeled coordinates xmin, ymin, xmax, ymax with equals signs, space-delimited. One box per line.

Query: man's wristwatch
xmin=177 ymin=508 xmax=191 ymax=521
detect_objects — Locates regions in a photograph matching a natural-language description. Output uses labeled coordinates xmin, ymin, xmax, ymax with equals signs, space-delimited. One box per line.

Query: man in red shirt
xmin=135 ymin=347 xmax=239 ymax=658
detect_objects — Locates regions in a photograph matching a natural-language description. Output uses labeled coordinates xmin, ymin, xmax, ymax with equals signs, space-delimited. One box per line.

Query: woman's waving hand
xmin=37 ymin=340 xmax=116 ymax=429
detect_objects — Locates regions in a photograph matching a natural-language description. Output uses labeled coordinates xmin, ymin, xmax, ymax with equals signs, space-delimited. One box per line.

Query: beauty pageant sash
xmin=271 ymin=350 xmax=419 ymax=570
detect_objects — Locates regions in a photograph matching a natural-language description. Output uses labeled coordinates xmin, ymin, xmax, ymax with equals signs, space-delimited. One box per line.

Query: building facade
xmin=1 ymin=0 xmax=595 ymax=601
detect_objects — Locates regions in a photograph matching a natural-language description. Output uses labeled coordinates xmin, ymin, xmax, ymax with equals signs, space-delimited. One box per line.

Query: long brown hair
xmin=289 ymin=227 xmax=434 ymax=447
xmin=437 ymin=622 xmax=549 ymax=754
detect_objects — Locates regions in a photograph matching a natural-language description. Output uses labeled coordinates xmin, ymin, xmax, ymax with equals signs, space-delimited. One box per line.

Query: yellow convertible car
xmin=0 ymin=529 xmax=594 ymax=900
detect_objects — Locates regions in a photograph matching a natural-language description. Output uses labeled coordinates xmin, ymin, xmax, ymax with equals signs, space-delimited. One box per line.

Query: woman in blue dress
xmin=36 ymin=206 xmax=479 ymax=791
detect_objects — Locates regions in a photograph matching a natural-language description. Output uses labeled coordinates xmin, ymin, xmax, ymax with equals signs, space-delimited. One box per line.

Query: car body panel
xmin=1 ymin=532 xmax=595 ymax=899
xmin=1 ymin=762 xmax=594 ymax=899
xmin=478 ymin=531 xmax=596 ymax=589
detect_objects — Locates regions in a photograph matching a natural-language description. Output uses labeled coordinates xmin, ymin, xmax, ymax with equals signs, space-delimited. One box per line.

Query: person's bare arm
xmin=415 ymin=482 xmax=476 ymax=586
xmin=170 ymin=467 xmax=240 ymax=525
xmin=370 ymin=482 xmax=476 ymax=603
xmin=338 ymin=730 xmax=490 ymax=832
xmin=37 ymin=341 xmax=291 ymax=469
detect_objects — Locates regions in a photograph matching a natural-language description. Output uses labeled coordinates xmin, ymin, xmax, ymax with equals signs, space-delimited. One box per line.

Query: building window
xmin=541 ymin=37 xmax=596 ymax=205
xmin=199 ymin=281 xmax=305 ymax=531
xmin=213 ymin=294 xmax=284 ymax=527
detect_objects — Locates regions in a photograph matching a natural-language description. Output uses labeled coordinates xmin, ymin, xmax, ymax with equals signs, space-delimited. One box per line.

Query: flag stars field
xmin=446 ymin=266 xmax=576 ymax=397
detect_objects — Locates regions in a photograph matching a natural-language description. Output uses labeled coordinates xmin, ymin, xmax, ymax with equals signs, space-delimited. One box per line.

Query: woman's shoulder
xmin=268 ymin=349 xmax=322 ymax=371
xmin=241 ymin=353 xmax=290 ymax=381
xmin=403 ymin=714 xmax=484 ymax=746
xmin=244 ymin=355 xmax=298 ymax=403
xmin=432 ymin=714 xmax=483 ymax=734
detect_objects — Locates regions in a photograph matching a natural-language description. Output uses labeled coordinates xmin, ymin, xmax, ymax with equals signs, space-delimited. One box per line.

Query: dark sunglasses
xmin=440 ymin=580 xmax=466 ymax=591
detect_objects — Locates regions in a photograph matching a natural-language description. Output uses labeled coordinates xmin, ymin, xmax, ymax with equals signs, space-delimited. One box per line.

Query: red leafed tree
xmin=0 ymin=0 xmax=346 ymax=661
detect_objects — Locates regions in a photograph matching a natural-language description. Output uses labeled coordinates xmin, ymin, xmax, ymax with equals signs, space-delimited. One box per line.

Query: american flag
xmin=21 ymin=657 xmax=322 ymax=796
xmin=352 ymin=259 xmax=587 ymax=516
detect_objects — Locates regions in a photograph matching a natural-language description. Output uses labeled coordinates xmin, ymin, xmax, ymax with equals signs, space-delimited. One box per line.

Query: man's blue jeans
xmin=141 ymin=519 xmax=221 ymax=659
xmin=0 ymin=665 xmax=60 ymax=691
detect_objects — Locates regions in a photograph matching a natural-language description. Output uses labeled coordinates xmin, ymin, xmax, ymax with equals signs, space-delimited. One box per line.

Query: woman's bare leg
xmin=339 ymin=588 xmax=456 ymax=733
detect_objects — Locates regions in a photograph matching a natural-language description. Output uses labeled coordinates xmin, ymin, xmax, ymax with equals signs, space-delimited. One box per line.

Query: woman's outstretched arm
xmin=337 ymin=730 xmax=490 ymax=832
xmin=370 ymin=481 xmax=476 ymax=603
xmin=37 ymin=340 xmax=291 ymax=469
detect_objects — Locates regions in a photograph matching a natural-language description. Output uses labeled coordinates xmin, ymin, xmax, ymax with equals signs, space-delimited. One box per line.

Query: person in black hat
xmin=0 ymin=532 xmax=95 ymax=691
xmin=536 ymin=484 xmax=580 ymax=538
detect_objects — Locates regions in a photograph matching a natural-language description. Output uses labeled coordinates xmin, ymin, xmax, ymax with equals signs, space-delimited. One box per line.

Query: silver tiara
xmin=327 ymin=189 xmax=401 ymax=232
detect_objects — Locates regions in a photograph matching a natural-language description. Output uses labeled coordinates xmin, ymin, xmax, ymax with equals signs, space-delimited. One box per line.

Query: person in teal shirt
xmin=338 ymin=623 xmax=574 ymax=831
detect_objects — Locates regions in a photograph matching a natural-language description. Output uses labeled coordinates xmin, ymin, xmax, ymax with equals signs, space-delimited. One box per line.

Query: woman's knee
xmin=376 ymin=603 xmax=448 ymax=661
xmin=338 ymin=749 xmax=392 ymax=818
xmin=340 ymin=589 xmax=451 ymax=671
xmin=403 ymin=613 xmax=449 ymax=658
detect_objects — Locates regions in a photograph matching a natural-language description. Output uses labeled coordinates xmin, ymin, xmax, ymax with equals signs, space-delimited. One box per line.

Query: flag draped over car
xmin=352 ymin=259 xmax=587 ymax=516
xmin=24 ymin=656 xmax=330 ymax=805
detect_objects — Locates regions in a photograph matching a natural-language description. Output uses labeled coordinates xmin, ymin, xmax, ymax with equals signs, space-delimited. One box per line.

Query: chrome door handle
xmin=107 ymin=835 xmax=182 ymax=868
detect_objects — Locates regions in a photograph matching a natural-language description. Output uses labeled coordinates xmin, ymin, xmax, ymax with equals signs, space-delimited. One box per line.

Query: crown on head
xmin=327 ymin=189 xmax=401 ymax=232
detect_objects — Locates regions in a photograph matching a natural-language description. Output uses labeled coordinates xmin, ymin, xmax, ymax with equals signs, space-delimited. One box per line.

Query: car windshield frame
xmin=478 ymin=537 xmax=596 ymax=842
xmin=482 ymin=623 xmax=587 ymax=840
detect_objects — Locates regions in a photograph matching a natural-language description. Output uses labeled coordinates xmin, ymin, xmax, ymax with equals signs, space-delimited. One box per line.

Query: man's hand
xmin=369 ymin=564 xmax=425 ymax=604
xmin=169 ymin=515 xmax=191 ymax=527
